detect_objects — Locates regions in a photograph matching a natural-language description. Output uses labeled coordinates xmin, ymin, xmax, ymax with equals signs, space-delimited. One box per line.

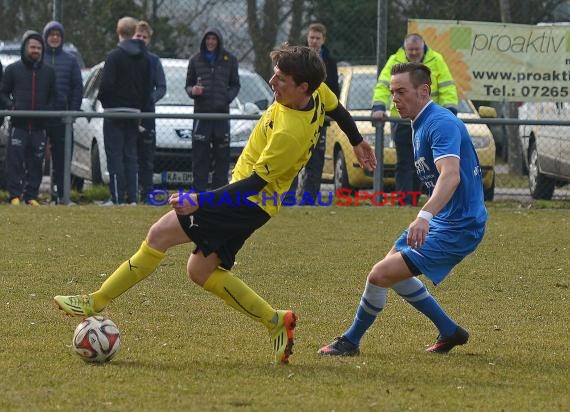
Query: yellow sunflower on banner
xmin=408 ymin=21 xmax=471 ymax=98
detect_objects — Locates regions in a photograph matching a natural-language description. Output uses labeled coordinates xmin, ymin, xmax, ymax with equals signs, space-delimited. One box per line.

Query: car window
xmin=159 ymin=65 xmax=192 ymax=106
xmin=345 ymin=71 xmax=474 ymax=115
xmin=234 ymin=72 xmax=273 ymax=110
xmin=83 ymin=66 xmax=102 ymax=100
xmin=346 ymin=72 xmax=377 ymax=110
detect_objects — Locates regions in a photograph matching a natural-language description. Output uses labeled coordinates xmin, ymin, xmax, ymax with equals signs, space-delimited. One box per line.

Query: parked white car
xmin=518 ymin=102 xmax=570 ymax=199
xmin=71 ymin=58 xmax=273 ymax=186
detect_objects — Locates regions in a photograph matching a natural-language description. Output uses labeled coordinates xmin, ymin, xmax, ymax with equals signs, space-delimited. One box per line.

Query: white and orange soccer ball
xmin=72 ymin=316 xmax=121 ymax=363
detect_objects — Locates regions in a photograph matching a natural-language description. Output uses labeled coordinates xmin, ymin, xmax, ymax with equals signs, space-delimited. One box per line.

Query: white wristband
xmin=417 ymin=210 xmax=433 ymax=222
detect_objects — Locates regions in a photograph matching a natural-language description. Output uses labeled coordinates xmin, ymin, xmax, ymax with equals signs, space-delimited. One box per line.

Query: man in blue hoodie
xmin=98 ymin=16 xmax=151 ymax=205
xmin=42 ymin=21 xmax=83 ymax=205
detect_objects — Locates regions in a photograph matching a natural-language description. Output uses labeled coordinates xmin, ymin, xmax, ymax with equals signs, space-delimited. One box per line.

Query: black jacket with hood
xmin=97 ymin=38 xmax=150 ymax=110
xmin=0 ymin=31 xmax=56 ymax=129
xmin=185 ymin=28 xmax=240 ymax=114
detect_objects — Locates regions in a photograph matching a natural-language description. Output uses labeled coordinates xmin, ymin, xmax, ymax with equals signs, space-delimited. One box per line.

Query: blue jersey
xmin=412 ymin=102 xmax=487 ymax=230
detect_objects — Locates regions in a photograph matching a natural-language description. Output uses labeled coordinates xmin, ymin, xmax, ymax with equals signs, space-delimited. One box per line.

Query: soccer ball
xmin=72 ymin=316 xmax=121 ymax=363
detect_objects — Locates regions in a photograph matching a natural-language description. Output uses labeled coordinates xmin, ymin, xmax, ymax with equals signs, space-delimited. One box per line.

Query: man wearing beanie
xmin=42 ymin=20 xmax=83 ymax=205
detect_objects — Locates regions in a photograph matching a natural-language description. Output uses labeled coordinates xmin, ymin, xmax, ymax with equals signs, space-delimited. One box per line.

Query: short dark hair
xmin=308 ymin=23 xmax=327 ymax=37
xmin=391 ymin=62 xmax=431 ymax=88
xmin=270 ymin=44 xmax=326 ymax=94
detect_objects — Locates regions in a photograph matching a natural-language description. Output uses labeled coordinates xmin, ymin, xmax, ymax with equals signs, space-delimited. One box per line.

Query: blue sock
xmin=344 ymin=281 xmax=387 ymax=346
xmin=392 ymin=277 xmax=457 ymax=337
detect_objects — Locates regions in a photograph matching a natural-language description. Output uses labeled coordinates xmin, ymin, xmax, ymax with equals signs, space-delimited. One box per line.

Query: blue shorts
xmin=395 ymin=222 xmax=485 ymax=285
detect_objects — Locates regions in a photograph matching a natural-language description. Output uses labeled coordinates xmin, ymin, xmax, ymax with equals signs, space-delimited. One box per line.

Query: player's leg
xmin=189 ymin=251 xmax=296 ymax=363
xmin=54 ymin=210 xmax=190 ymax=316
xmin=391 ymin=275 xmax=468 ymax=353
xmin=319 ymin=247 xmax=411 ymax=356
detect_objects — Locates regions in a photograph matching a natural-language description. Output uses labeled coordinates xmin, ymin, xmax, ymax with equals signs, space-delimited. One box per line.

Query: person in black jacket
xmin=42 ymin=20 xmax=83 ymax=205
xmin=98 ymin=17 xmax=151 ymax=206
xmin=291 ymin=22 xmax=340 ymax=204
xmin=0 ymin=31 xmax=56 ymax=206
xmin=133 ymin=20 xmax=166 ymax=203
xmin=185 ymin=28 xmax=240 ymax=192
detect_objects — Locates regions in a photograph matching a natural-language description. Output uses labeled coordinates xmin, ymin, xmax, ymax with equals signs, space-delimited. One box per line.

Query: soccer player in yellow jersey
xmin=54 ymin=45 xmax=376 ymax=364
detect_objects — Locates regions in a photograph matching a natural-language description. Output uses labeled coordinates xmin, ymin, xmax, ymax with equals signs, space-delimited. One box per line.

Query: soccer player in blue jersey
xmin=319 ymin=62 xmax=487 ymax=356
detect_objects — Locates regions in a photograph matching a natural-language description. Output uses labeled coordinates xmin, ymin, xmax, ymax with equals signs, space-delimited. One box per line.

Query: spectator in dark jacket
xmin=98 ymin=16 xmax=151 ymax=205
xmin=185 ymin=27 xmax=240 ymax=192
xmin=42 ymin=20 xmax=83 ymax=205
xmin=133 ymin=20 xmax=166 ymax=203
xmin=291 ymin=22 xmax=340 ymax=204
xmin=0 ymin=30 xmax=56 ymax=206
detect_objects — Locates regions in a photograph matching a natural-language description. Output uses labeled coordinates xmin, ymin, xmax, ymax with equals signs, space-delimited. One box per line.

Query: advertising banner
xmin=409 ymin=19 xmax=570 ymax=101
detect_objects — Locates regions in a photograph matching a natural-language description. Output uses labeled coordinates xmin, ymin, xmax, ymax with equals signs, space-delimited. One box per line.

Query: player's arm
xmin=407 ymin=156 xmax=460 ymax=248
xmin=327 ymin=103 xmax=377 ymax=171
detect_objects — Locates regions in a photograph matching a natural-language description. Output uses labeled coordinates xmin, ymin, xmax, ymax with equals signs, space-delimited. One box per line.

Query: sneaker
xmin=100 ymin=200 xmax=116 ymax=207
xmin=318 ymin=336 xmax=360 ymax=356
xmin=53 ymin=294 xmax=99 ymax=317
xmin=271 ymin=310 xmax=297 ymax=364
xmin=26 ymin=199 xmax=40 ymax=207
xmin=9 ymin=197 xmax=20 ymax=206
xmin=426 ymin=326 xmax=470 ymax=354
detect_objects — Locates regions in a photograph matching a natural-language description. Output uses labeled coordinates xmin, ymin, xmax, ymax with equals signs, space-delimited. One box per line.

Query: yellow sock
xmin=91 ymin=240 xmax=165 ymax=311
xmin=203 ymin=268 xmax=277 ymax=329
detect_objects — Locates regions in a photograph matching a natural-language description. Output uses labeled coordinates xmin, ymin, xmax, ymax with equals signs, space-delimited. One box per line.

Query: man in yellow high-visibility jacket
xmin=372 ymin=33 xmax=458 ymax=205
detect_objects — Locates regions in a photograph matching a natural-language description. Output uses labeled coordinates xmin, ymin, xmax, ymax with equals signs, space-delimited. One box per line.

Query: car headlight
xmin=471 ymin=135 xmax=490 ymax=149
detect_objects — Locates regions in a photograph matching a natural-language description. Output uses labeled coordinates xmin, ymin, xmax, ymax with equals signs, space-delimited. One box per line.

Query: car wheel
xmin=484 ymin=173 xmax=495 ymax=201
xmin=528 ymin=141 xmax=555 ymax=200
xmin=91 ymin=143 xmax=103 ymax=184
xmin=334 ymin=150 xmax=353 ymax=194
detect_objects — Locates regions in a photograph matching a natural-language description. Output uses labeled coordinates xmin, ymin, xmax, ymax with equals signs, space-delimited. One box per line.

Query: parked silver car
xmin=518 ymin=102 xmax=570 ymax=199
xmin=71 ymin=58 xmax=273 ymax=186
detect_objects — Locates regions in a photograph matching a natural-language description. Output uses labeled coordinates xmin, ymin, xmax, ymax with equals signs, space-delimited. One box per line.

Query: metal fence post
xmin=62 ymin=114 xmax=73 ymax=205
xmin=373 ymin=0 xmax=388 ymax=194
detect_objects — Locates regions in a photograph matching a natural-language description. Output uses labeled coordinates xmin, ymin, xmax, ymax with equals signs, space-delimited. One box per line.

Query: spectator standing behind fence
xmin=98 ymin=16 xmax=151 ymax=206
xmin=372 ymin=33 xmax=458 ymax=206
xmin=319 ymin=62 xmax=486 ymax=357
xmin=292 ymin=22 xmax=340 ymax=203
xmin=42 ymin=21 xmax=83 ymax=206
xmin=0 ymin=31 xmax=56 ymax=206
xmin=133 ymin=21 xmax=166 ymax=204
xmin=185 ymin=28 xmax=240 ymax=192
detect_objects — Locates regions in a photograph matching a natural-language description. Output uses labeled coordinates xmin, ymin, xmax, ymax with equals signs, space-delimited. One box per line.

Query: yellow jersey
xmin=231 ymin=83 xmax=338 ymax=216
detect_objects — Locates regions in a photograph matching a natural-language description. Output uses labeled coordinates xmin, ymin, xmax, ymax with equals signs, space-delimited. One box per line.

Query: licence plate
xmin=162 ymin=171 xmax=192 ymax=184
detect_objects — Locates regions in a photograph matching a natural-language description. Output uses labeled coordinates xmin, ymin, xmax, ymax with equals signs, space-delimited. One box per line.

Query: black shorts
xmin=177 ymin=203 xmax=270 ymax=269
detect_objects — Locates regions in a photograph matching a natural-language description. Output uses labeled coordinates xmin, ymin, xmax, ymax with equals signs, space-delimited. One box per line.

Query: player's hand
xmin=407 ymin=217 xmax=430 ymax=249
xmin=371 ymin=110 xmax=387 ymax=120
xmin=353 ymin=141 xmax=377 ymax=172
xmin=169 ymin=192 xmax=199 ymax=215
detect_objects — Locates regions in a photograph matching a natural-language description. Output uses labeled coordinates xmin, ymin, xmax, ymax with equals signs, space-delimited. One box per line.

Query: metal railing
xmin=2 ymin=109 xmax=570 ymax=203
